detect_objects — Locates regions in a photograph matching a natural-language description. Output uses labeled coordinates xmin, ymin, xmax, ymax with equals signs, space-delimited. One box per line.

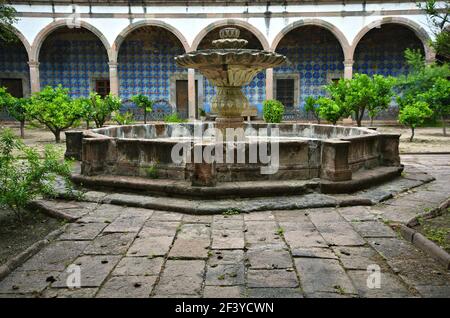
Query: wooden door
xmin=1 ymin=78 xmax=23 ymax=97
xmin=176 ymin=80 xmax=188 ymax=118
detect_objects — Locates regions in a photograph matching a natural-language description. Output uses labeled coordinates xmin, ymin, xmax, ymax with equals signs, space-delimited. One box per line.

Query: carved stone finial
xmin=212 ymin=27 xmax=248 ymax=49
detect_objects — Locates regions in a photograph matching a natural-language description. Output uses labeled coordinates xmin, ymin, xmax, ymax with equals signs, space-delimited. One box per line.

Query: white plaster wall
xmin=10 ymin=2 xmax=438 ymax=52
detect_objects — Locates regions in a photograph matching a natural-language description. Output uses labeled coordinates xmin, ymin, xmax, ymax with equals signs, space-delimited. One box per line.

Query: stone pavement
xmin=0 ymin=155 xmax=449 ymax=298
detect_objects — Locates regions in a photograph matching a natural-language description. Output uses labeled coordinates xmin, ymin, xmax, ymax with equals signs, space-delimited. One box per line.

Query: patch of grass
xmin=222 ymin=208 xmax=241 ymax=216
xmin=422 ymin=226 xmax=450 ymax=250
xmin=333 ymin=285 xmax=346 ymax=295
xmin=146 ymin=164 xmax=159 ymax=179
xmin=275 ymin=227 xmax=284 ymax=236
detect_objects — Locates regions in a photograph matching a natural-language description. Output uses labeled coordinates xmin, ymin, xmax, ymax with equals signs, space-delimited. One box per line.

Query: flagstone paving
xmin=0 ymin=155 xmax=449 ymax=298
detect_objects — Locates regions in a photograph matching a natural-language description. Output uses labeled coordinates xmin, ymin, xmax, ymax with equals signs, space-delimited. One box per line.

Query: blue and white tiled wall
xmin=274 ymin=26 xmax=344 ymax=115
xmin=118 ymin=27 xmax=187 ymax=105
xmin=354 ymin=24 xmax=424 ymax=77
xmin=39 ymin=29 xmax=109 ymax=98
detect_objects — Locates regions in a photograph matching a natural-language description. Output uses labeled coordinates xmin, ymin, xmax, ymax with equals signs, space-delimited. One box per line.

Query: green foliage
xmin=396 ymin=50 xmax=450 ymax=135
xmin=418 ymin=77 xmax=450 ymax=135
xmin=398 ymin=101 xmax=433 ymax=141
xmin=164 ymin=113 xmax=186 ymax=123
xmin=0 ymin=2 xmax=18 ymax=43
xmin=146 ymin=164 xmax=159 ymax=179
xmin=26 ymin=85 xmax=83 ymax=143
xmin=325 ymin=73 xmax=394 ymax=126
xmin=222 ymin=208 xmax=241 ymax=216
xmin=0 ymin=129 xmax=74 ymax=220
xmin=304 ymin=96 xmax=321 ymax=123
xmin=131 ymin=94 xmax=154 ymax=124
xmin=417 ymin=0 xmax=450 ymax=61
xmin=263 ymin=99 xmax=285 ymax=123
xmin=84 ymin=92 xmax=122 ymax=128
xmin=113 ymin=111 xmax=135 ymax=125
xmin=316 ymin=97 xmax=342 ymax=125
xmin=199 ymin=108 xmax=206 ymax=117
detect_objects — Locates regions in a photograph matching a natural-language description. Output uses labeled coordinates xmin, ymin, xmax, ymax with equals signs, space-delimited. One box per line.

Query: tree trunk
xmin=54 ymin=130 xmax=61 ymax=143
xmin=86 ymin=120 xmax=90 ymax=130
xmin=144 ymin=109 xmax=147 ymax=124
xmin=370 ymin=117 xmax=374 ymax=127
xmin=442 ymin=115 xmax=447 ymax=136
xmin=20 ymin=120 xmax=25 ymax=138
xmin=410 ymin=127 xmax=415 ymax=142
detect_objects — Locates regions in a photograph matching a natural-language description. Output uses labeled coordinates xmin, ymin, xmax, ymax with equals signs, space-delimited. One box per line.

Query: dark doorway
xmin=276 ymin=78 xmax=295 ymax=108
xmin=0 ymin=78 xmax=23 ymax=97
xmin=176 ymin=80 xmax=198 ymax=118
xmin=95 ymin=79 xmax=110 ymax=97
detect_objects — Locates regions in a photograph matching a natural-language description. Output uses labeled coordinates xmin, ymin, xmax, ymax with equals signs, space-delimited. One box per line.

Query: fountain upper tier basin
xmin=69 ymin=123 xmax=402 ymax=187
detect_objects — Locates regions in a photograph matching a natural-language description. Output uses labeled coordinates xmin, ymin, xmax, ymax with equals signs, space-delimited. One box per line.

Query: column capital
xmin=343 ymin=59 xmax=354 ymax=67
xmin=108 ymin=61 xmax=118 ymax=68
xmin=28 ymin=60 xmax=39 ymax=67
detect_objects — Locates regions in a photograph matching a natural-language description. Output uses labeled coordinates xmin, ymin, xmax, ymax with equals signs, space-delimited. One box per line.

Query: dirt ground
xmin=0 ymin=208 xmax=63 ymax=266
xmin=377 ymin=126 xmax=450 ymax=153
xmin=413 ymin=207 xmax=450 ymax=254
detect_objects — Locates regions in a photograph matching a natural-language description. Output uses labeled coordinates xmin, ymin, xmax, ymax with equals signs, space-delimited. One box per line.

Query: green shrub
xmin=398 ymin=101 xmax=433 ymax=142
xmin=304 ymin=96 xmax=321 ymax=124
xmin=263 ymin=99 xmax=285 ymax=123
xmin=26 ymin=85 xmax=83 ymax=142
xmin=199 ymin=108 xmax=206 ymax=117
xmin=82 ymin=92 xmax=122 ymax=128
xmin=164 ymin=113 xmax=186 ymax=123
xmin=0 ymin=129 xmax=74 ymax=220
xmin=113 ymin=111 xmax=135 ymax=125
xmin=131 ymin=94 xmax=154 ymax=124
xmin=146 ymin=164 xmax=159 ymax=179
xmin=0 ymin=87 xmax=29 ymax=138
xmin=316 ymin=97 xmax=342 ymax=125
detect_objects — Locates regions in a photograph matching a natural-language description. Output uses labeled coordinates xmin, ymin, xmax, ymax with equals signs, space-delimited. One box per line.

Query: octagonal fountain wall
xmin=66 ymin=123 xmax=401 ymax=187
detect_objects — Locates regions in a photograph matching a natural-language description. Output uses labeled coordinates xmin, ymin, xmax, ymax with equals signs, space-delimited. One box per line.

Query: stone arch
xmin=191 ymin=19 xmax=270 ymax=51
xmin=30 ymin=20 xmax=113 ymax=62
xmin=350 ymin=17 xmax=433 ymax=62
xmin=112 ymin=20 xmax=190 ymax=61
xmin=271 ymin=19 xmax=351 ymax=60
xmin=9 ymin=26 xmax=32 ymax=61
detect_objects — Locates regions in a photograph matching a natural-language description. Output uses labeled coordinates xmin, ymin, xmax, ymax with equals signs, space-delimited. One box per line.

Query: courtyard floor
xmin=0 ymin=154 xmax=449 ymax=298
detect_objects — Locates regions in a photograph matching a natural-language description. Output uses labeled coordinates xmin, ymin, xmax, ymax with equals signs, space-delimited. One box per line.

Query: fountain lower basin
xmin=66 ymin=123 xmax=402 ymax=190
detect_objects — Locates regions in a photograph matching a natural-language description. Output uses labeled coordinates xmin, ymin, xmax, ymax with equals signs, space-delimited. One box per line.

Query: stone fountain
xmin=175 ymin=27 xmax=286 ymax=130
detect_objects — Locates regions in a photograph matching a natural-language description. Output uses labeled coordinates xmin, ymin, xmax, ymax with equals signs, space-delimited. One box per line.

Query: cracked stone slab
xmin=291 ymin=247 xmax=338 ymax=259
xmin=246 ymin=244 xmax=293 ymax=269
xmin=247 ymin=269 xmax=299 ymax=288
xmin=332 ymin=246 xmax=388 ymax=270
xmin=205 ymin=263 xmax=245 ymax=286
xmin=182 ymin=215 xmax=213 ymax=223
xmin=337 ymin=206 xmax=378 ymax=222
xmin=294 ymin=258 xmax=357 ymax=295
xmin=153 ymin=260 xmax=205 ymax=296
xmin=17 ymin=241 xmax=88 ymax=271
xmin=0 ymin=270 xmax=60 ymax=294
xmin=247 ymin=288 xmax=303 ymax=298
xmin=140 ymin=221 xmax=180 ymax=237
xmin=52 ymin=255 xmax=121 ymax=288
xmin=169 ymin=238 xmax=210 ymax=259
xmin=127 ymin=236 xmax=174 ymax=257
xmin=212 ymin=229 xmax=245 ymax=249
xmin=244 ymin=221 xmax=282 ymax=245
xmin=308 ymin=208 xmax=346 ymax=224
xmin=112 ymin=257 xmax=164 ymax=276
xmin=58 ymin=222 xmax=107 ymax=241
xmin=204 ymin=286 xmax=244 ymax=298
xmin=208 ymin=250 xmax=245 ymax=266
xmin=351 ymin=221 xmax=397 ymax=238
xmin=313 ymin=222 xmax=365 ymax=246
xmin=150 ymin=211 xmax=184 ymax=221
xmin=42 ymin=287 xmax=98 ymax=298
xmin=103 ymin=214 xmax=150 ymax=233
xmin=96 ymin=276 xmax=157 ymax=298
xmin=283 ymin=229 xmax=328 ymax=248
xmin=347 ymin=270 xmax=414 ymax=298
xmin=83 ymin=232 xmax=136 ymax=255
xmin=177 ymin=224 xmax=211 ymax=239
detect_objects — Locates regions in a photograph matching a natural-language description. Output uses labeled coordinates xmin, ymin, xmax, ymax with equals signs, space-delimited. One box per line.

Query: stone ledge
xmin=71 ymin=165 xmax=407 ymax=199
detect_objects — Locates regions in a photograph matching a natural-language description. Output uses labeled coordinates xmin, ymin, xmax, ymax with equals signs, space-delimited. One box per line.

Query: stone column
xmin=320 ymin=140 xmax=352 ymax=181
xmin=188 ymin=68 xmax=196 ymax=120
xmin=28 ymin=61 xmax=40 ymax=93
xmin=342 ymin=59 xmax=354 ymax=125
xmin=379 ymin=133 xmax=401 ymax=166
xmin=265 ymin=68 xmax=273 ymax=100
xmin=109 ymin=61 xmax=119 ymax=96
